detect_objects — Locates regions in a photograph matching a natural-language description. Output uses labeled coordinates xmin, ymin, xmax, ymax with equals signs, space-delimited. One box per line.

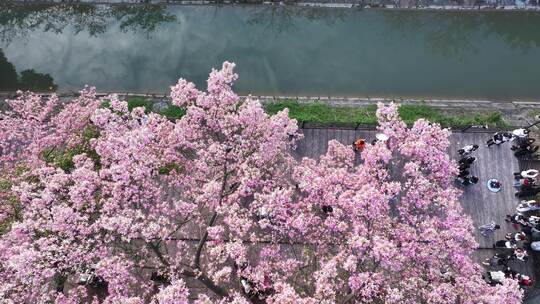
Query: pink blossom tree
xmin=0 ymin=87 xmax=100 ymax=169
xmin=0 ymin=62 xmax=522 ymax=303
xmin=0 ymin=87 xmax=100 ymax=233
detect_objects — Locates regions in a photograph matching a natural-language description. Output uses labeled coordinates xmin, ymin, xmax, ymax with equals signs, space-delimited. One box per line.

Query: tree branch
xmin=194 ymin=163 xmax=229 ymax=269
xmin=342 ymin=293 xmax=355 ymax=304
xmin=147 ymin=242 xmax=170 ymax=267
xmin=194 ymin=211 xmax=218 ymax=269
xmin=182 ymin=269 xmax=229 ymax=298
xmin=150 ymin=242 xmax=230 ymax=299
xmin=190 ymin=157 xmax=232 ymax=298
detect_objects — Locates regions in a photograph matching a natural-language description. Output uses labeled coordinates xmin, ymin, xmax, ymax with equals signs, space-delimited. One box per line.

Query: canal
xmin=1 ymin=3 xmax=540 ymax=100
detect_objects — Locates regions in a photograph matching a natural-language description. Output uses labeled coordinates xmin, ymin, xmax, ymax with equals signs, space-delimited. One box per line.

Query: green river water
xmin=1 ymin=4 xmax=540 ymax=100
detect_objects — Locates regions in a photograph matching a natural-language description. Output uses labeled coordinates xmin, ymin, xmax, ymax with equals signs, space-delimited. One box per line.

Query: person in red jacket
xmin=353 ymin=138 xmax=366 ymax=151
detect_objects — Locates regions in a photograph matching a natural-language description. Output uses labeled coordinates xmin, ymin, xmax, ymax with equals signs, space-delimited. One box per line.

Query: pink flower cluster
xmin=0 ymin=87 xmax=100 ymax=169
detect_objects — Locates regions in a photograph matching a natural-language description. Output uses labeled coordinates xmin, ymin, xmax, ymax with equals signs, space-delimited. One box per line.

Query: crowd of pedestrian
xmin=481 ymin=187 xmax=538 ymax=287
xmin=358 ymin=126 xmax=539 ymax=288
xmin=510 ymin=128 xmax=539 ymax=159
xmin=456 ymin=144 xmax=479 ymax=186
xmin=476 ymin=126 xmax=539 ymax=288
xmin=482 ymin=190 xmax=540 ymax=287
xmin=515 ymin=169 xmax=540 ymax=198
xmin=353 ymin=133 xmax=390 ymax=152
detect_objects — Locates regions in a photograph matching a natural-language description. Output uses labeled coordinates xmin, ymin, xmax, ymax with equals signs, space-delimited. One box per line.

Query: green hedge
xmin=106 ymin=97 xmax=507 ymax=128
xmin=101 ymin=97 xmax=186 ymax=120
xmin=264 ymin=100 xmax=507 ymax=128
xmin=127 ymin=97 xmax=186 ymax=120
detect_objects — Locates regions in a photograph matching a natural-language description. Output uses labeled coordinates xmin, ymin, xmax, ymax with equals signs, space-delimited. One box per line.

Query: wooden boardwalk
xmin=293 ymin=128 xmax=537 ymax=289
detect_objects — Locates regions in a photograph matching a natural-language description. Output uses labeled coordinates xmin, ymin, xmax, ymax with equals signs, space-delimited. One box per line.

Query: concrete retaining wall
xmin=6 ymin=0 xmax=540 ymax=11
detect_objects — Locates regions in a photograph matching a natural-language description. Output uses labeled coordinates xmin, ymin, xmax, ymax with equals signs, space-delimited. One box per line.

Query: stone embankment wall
xmin=7 ymin=0 xmax=540 ymax=11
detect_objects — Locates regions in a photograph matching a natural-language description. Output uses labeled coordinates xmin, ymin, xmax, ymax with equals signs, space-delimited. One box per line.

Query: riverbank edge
xmin=2 ymin=92 xmax=538 ymax=127
xmin=5 ymin=1 xmax=540 ymax=12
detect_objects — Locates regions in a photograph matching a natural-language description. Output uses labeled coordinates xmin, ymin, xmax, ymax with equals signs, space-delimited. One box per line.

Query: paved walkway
xmin=294 ymin=128 xmax=521 ymax=248
xmin=294 ymin=127 xmax=537 ymax=300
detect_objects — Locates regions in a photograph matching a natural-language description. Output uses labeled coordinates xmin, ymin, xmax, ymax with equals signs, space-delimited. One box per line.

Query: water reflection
xmin=0 ymin=49 xmax=18 ymax=90
xmin=381 ymin=11 xmax=540 ymax=58
xmin=0 ymin=49 xmax=56 ymax=91
xmin=381 ymin=11 xmax=483 ymax=59
xmin=1 ymin=5 xmax=540 ymax=99
xmin=245 ymin=5 xmax=349 ymax=32
xmin=425 ymin=14 xmax=483 ymax=59
xmin=0 ymin=3 xmax=177 ymax=43
xmin=483 ymin=12 xmax=540 ymax=52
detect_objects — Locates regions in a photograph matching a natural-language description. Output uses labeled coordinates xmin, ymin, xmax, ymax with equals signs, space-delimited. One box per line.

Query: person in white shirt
xmin=514 ymin=169 xmax=539 ymax=179
xmin=512 ymin=128 xmax=530 ymax=139
xmin=458 ymin=144 xmax=479 ymax=156
xmin=486 ymin=132 xmax=513 ymax=147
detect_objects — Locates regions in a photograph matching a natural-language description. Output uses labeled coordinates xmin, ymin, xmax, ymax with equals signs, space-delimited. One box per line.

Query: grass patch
xmin=264 ymin=100 xmax=507 ymax=128
xmin=158 ymin=162 xmax=183 ymax=175
xmin=264 ymin=101 xmax=378 ymax=125
xmin=106 ymin=97 xmax=507 ymax=128
xmin=529 ymin=109 xmax=540 ymax=120
xmin=127 ymin=97 xmax=185 ymax=120
xmin=42 ymin=124 xmax=101 ymax=172
xmin=101 ymin=97 xmax=186 ymax=121
xmin=397 ymin=104 xmax=506 ymax=127
xmin=159 ymin=104 xmax=186 ymax=120
xmin=127 ymin=97 xmax=154 ymax=113
xmin=0 ymin=172 xmax=23 ymax=235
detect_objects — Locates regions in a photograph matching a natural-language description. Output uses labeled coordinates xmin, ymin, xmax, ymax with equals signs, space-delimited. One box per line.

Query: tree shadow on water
xmin=0 ymin=3 xmax=177 ymax=44
xmin=482 ymin=12 xmax=540 ymax=53
xmin=380 ymin=11 xmax=483 ymax=61
xmin=381 ymin=11 xmax=540 ymax=60
xmin=0 ymin=48 xmax=18 ymax=91
xmin=245 ymin=6 xmax=350 ymax=34
xmin=0 ymin=48 xmax=57 ymax=92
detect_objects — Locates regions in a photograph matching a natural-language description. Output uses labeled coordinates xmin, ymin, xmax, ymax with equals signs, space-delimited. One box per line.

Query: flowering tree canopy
xmin=0 ymin=62 xmax=522 ymax=303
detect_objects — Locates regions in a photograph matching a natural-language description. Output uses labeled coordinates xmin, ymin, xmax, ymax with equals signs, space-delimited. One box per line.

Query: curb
xmin=2 ymin=92 xmax=539 ymax=107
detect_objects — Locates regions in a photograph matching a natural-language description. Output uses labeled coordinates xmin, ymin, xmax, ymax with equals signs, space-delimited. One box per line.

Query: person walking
xmin=512 ymin=128 xmax=530 ymax=139
xmin=458 ymin=144 xmax=479 ymax=156
xmin=353 ymin=138 xmax=366 ymax=151
xmin=459 ymin=156 xmax=476 ymax=166
xmin=459 ymin=163 xmax=471 ymax=171
xmin=487 ymin=132 xmax=513 ymax=147
xmin=486 ymin=132 xmax=504 ymax=147
xmin=457 ymin=176 xmax=479 ymax=186
xmin=457 ymin=170 xmax=470 ymax=178
xmin=478 ymin=220 xmax=501 ymax=237
xmin=482 ymin=253 xmax=512 ymax=267
xmin=514 ymin=169 xmax=539 ymax=179
xmin=493 ymin=239 xmax=516 ymax=249
xmin=513 ymin=248 xmax=529 ymax=262
xmin=514 ymin=178 xmax=536 ymax=188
